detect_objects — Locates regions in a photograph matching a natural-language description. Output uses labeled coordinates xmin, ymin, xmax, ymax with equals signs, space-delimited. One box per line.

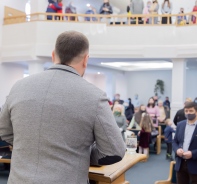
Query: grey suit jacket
xmin=0 ymin=64 xmax=126 ymax=184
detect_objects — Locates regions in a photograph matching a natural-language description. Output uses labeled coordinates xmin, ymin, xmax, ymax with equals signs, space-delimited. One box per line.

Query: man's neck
xmin=188 ymin=118 xmax=197 ymax=125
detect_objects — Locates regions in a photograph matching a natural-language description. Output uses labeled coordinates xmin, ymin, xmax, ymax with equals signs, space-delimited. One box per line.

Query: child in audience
xmin=138 ymin=113 xmax=153 ymax=156
xmin=164 ymin=119 xmax=175 ymax=160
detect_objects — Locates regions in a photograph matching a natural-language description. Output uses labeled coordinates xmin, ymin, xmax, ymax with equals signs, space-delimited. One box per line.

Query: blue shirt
xmin=183 ymin=121 xmax=197 ymax=152
xmin=164 ymin=125 xmax=175 ymax=143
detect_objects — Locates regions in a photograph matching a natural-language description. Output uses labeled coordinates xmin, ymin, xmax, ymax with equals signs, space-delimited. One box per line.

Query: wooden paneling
xmin=4 ymin=6 xmax=26 ymax=25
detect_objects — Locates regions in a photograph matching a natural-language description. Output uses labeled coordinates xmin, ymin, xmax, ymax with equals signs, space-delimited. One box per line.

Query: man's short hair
xmin=55 ymin=31 xmax=89 ymax=65
xmin=184 ymin=102 xmax=197 ymax=111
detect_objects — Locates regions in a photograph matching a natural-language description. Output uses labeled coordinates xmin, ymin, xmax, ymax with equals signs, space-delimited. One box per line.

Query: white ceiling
xmin=40 ymin=57 xmax=197 ymax=72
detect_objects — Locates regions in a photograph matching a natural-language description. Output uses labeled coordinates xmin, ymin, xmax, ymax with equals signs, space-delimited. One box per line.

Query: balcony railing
xmin=3 ymin=7 xmax=197 ymax=26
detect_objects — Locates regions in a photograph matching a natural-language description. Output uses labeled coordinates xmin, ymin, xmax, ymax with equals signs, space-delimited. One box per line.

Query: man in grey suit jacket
xmin=0 ymin=31 xmax=126 ymax=184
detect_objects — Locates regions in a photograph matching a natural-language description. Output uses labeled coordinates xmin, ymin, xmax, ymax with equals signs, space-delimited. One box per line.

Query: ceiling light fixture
xmin=101 ymin=62 xmax=173 ymax=69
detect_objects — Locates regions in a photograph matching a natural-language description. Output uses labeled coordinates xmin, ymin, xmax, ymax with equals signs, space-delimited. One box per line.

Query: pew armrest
xmin=155 ymin=181 xmax=171 ymax=184
xmin=154 ymin=161 xmax=176 ymax=184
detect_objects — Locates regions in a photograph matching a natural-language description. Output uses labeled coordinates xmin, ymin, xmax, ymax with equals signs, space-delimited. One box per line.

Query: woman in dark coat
xmin=125 ymin=98 xmax=134 ymax=123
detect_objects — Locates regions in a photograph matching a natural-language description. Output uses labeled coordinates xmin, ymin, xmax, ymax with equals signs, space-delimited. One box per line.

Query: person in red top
xmin=192 ymin=0 xmax=197 ymax=24
xmin=50 ymin=0 xmax=63 ymax=14
xmin=46 ymin=0 xmax=63 ymax=20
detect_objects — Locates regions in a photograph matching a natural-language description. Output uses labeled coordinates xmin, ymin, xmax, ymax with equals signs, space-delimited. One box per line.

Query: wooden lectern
xmin=0 ymin=152 xmax=146 ymax=184
xmin=89 ymin=153 xmax=147 ymax=184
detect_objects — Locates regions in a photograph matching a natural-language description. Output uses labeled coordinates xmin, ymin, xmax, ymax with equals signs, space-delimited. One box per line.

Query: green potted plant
xmin=154 ymin=79 xmax=165 ymax=95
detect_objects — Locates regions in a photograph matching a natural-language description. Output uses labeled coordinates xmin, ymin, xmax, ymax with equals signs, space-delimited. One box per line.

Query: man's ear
xmin=52 ymin=50 xmax=55 ymax=63
xmin=83 ymin=54 xmax=89 ymax=68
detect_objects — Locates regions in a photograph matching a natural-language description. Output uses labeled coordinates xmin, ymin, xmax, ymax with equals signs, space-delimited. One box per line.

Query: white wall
xmin=0 ymin=0 xmax=27 ymax=106
xmin=0 ymin=63 xmax=25 ymax=106
xmin=125 ymin=68 xmax=197 ymax=106
xmin=84 ymin=67 xmax=197 ymax=105
xmin=125 ymin=70 xmax=172 ymax=105
xmin=3 ymin=22 xmax=197 ymax=61
xmin=186 ymin=69 xmax=197 ymax=100
xmin=83 ymin=73 xmax=106 ymax=92
xmin=85 ymin=65 xmax=128 ymax=101
xmin=0 ymin=0 xmax=27 ymax=53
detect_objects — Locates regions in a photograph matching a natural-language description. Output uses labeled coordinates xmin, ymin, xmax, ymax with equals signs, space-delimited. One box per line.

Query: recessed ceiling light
xmin=97 ymin=72 xmax=101 ymax=74
xmin=101 ymin=62 xmax=173 ymax=69
xmin=86 ymin=4 xmax=90 ymax=7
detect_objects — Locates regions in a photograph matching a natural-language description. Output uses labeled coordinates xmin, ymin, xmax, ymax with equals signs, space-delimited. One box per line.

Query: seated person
xmin=158 ymin=100 xmax=170 ymax=124
xmin=146 ymin=97 xmax=160 ymax=127
xmin=177 ymin=8 xmax=187 ymax=25
xmin=113 ymin=105 xmax=127 ymax=141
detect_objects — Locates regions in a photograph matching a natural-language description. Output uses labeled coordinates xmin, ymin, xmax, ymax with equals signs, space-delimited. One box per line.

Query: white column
xmin=28 ymin=61 xmax=44 ymax=75
xmin=105 ymin=73 xmax=116 ymax=101
xmin=171 ymin=58 xmax=186 ymax=120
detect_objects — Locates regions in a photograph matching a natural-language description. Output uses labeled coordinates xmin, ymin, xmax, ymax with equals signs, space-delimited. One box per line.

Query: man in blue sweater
xmin=173 ymin=102 xmax=197 ymax=184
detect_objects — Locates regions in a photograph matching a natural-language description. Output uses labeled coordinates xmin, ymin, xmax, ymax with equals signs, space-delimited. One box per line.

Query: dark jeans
xmin=166 ymin=143 xmax=172 ymax=155
xmin=162 ymin=16 xmax=172 ymax=24
xmin=177 ymin=160 xmax=197 ymax=184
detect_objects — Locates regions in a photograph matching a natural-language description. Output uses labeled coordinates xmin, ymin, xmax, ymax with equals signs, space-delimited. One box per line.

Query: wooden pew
xmin=154 ymin=161 xmax=176 ymax=184
xmin=0 ymin=158 xmax=11 ymax=164
xmin=156 ymin=126 xmax=161 ymax=155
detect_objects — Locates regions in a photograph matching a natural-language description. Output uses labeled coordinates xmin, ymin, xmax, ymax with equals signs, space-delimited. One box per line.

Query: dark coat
xmin=172 ymin=120 xmax=197 ymax=174
xmin=173 ymin=108 xmax=186 ymax=126
xmin=125 ymin=107 xmax=133 ymax=122
xmin=125 ymin=100 xmax=134 ymax=122
xmin=163 ymin=100 xmax=171 ymax=109
xmin=99 ymin=3 xmax=113 ymax=14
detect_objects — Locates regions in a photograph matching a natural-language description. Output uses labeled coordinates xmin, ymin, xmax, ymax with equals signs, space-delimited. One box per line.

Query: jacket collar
xmin=189 ymin=121 xmax=197 ymax=145
xmin=49 ymin=64 xmax=81 ymax=77
xmin=180 ymin=121 xmax=187 ymax=143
